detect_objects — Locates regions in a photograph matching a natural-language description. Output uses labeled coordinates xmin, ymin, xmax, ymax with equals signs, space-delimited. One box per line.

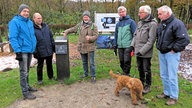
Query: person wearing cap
xmin=63 ymin=10 xmax=98 ymax=83
xmin=33 ymin=13 xmax=55 ymax=85
xmin=8 ymin=4 xmax=37 ymax=100
xmin=114 ymin=6 xmax=137 ymax=76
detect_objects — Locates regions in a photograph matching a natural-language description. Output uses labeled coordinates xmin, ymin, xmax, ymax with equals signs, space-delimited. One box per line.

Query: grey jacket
xmin=131 ymin=15 xmax=157 ymax=58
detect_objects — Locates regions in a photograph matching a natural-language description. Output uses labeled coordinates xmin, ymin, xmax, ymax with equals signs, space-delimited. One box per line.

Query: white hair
xmin=117 ymin=6 xmax=127 ymax=12
xmin=139 ymin=5 xmax=151 ymax=14
xmin=157 ymin=5 xmax=173 ymax=15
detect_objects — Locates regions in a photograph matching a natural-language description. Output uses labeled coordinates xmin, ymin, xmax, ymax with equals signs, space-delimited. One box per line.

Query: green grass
xmin=0 ymin=34 xmax=192 ymax=108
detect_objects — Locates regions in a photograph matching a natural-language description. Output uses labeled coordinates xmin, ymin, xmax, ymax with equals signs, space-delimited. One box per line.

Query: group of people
xmin=115 ymin=5 xmax=190 ymax=106
xmin=8 ymin=3 xmax=190 ymax=106
xmin=8 ymin=4 xmax=55 ymax=100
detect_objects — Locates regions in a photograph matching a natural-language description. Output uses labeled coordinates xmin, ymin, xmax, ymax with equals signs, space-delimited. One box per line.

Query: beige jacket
xmin=64 ymin=21 xmax=98 ymax=54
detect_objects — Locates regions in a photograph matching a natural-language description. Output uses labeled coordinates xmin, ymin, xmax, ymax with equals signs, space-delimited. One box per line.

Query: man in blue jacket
xmin=8 ymin=4 xmax=37 ymax=100
xmin=156 ymin=5 xmax=190 ymax=105
xmin=33 ymin=13 xmax=55 ymax=85
xmin=114 ymin=6 xmax=136 ymax=76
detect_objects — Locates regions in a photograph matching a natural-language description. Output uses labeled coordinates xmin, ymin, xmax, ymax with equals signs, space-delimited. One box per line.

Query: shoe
xmin=142 ymin=85 xmax=151 ymax=94
xmin=38 ymin=81 xmax=43 ymax=85
xmin=165 ymin=98 xmax=177 ymax=105
xmin=23 ymin=92 xmax=36 ymax=100
xmin=156 ymin=93 xmax=169 ymax=99
xmin=91 ymin=77 xmax=96 ymax=83
xmin=28 ymin=86 xmax=38 ymax=92
xmin=80 ymin=74 xmax=88 ymax=78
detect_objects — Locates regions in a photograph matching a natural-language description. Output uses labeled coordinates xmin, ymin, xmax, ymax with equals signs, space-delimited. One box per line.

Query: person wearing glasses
xmin=131 ymin=5 xmax=157 ymax=94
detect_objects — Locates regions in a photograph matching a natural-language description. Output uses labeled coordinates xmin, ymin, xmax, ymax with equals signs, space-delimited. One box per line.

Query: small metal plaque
xmin=55 ymin=45 xmax=67 ymax=54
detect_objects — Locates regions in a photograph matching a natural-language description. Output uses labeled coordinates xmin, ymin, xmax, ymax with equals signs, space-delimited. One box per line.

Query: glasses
xmin=138 ymin=12 xmax=146 ymax=14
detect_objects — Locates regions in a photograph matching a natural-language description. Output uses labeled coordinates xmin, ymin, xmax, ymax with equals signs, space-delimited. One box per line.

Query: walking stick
xmin=86 ymin=32 xmax=90 ymax=75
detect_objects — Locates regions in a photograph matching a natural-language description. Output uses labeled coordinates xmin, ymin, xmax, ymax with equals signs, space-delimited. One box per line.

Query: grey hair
xmin=139 ymin=5 xmax=151 ymax=14
xmin=157 ymin=5 xmax=173 ymax=15
xmin=117 ymin=6 xmax=127 ymax=12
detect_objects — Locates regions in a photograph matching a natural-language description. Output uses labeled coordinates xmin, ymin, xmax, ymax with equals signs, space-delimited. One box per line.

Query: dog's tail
xmin=109 ymin=70 xmax=120 ymax=78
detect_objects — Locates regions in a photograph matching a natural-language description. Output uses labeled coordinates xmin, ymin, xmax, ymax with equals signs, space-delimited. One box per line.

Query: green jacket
xmin=115 ymin=15 xmax=136 ymax=48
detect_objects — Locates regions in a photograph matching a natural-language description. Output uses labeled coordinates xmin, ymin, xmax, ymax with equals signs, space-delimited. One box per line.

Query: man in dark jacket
xmin=131 ymin=5 xmax=157 ymax=94
xmin=156 ymin=5 xmax=190 ymax=106
xmin=33 ymin=13 xmax=55 ymax=85
xmin=114 ymin=6 xmax=136 ymax=76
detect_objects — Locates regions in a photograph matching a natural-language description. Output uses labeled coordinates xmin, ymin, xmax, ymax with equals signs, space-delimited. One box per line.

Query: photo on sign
xmin=94 ymin=13 xmax=119 ymax=32
xmin=101 ymin=17 xmax=116 ymax=29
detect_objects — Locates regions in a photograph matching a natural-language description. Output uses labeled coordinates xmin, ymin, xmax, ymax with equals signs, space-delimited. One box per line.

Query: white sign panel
xmin=94 ymin=13 xmax=119 ymax=32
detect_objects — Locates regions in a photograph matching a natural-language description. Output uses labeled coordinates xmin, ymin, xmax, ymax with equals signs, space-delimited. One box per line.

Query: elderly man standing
xmin=131 ymin=5 xmax=157 ymax=94
xmin=63 ymin=11 xmax=98 ymax=83
xmin=8 ymin=4 xmax=37 ymax=100
xmin=33 ymin=13 xmax=55 ymax=85
xmin=114 ymin=6 xmax=137 ymax=76
xmin=156 ymin=5 xmax=190 ymax=105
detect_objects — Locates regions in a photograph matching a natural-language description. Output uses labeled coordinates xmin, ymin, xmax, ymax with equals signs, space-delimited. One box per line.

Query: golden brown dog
xmin=109 ymin=70 xmax=143 ymax=105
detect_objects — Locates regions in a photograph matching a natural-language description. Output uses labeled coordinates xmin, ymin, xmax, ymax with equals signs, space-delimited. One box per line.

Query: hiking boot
xmin=156 ymin=93 xmax=169 ymax=99
xmin=91 ymin=77 xmax=96 ymax=83
xmin=28 ymin=86 xmax=38 ymax=92
xmin=142 ymin=85 xmax=151 ymax=94
xmin=38 ymin=80 xmax=43 ymax=85
xmin=80 ymin=74 xmax=88 ymax=78
xmin=23 ymin=92 xmax=36 ymax=100
xmin=165 ymin=98 xmax=177 ymax=105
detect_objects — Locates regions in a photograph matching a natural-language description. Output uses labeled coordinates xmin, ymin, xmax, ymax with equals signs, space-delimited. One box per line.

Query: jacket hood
xmin=14 ymin=14 xmax=29 ymax=22
xmin=119 ymin=15 xmax=130 ymax=21
xmin=141 ymin=14 xmax=157 ymax=23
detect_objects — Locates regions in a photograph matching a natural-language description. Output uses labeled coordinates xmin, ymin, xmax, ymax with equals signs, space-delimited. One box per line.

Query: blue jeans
xmin=19 ymin=53 xmax=32 ymax=95
xmin=80 ymin=51 xmax=96 ymax=77
xmin=158 ymin=51 xmax=180 ymax=99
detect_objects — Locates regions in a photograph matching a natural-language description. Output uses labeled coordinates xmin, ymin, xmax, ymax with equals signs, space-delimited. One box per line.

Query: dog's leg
xmin=130 ymin=89 xmax=138 ymax=105
xmin=115 ymin=83 xmax=123 ymax=96
xmin=139 ymin=90 xmax=144 ymax=100
xmin=115 ymin=86 xmax=120 ymax=96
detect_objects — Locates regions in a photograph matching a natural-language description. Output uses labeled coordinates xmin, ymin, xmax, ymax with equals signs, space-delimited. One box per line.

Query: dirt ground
xmin=4 ymin=43 xmax=147 ymax=108
xmin=7 ymin=79 xmax=147 ymax=108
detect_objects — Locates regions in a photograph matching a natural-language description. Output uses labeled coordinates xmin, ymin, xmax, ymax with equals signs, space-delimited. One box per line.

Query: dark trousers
xmin=118 ymin=48 xmax=132 ymax=75
xmin=136 ymin=57 xmax=152 ymax=86
xmin=37 ymin=55 xmax=53 ymax=81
